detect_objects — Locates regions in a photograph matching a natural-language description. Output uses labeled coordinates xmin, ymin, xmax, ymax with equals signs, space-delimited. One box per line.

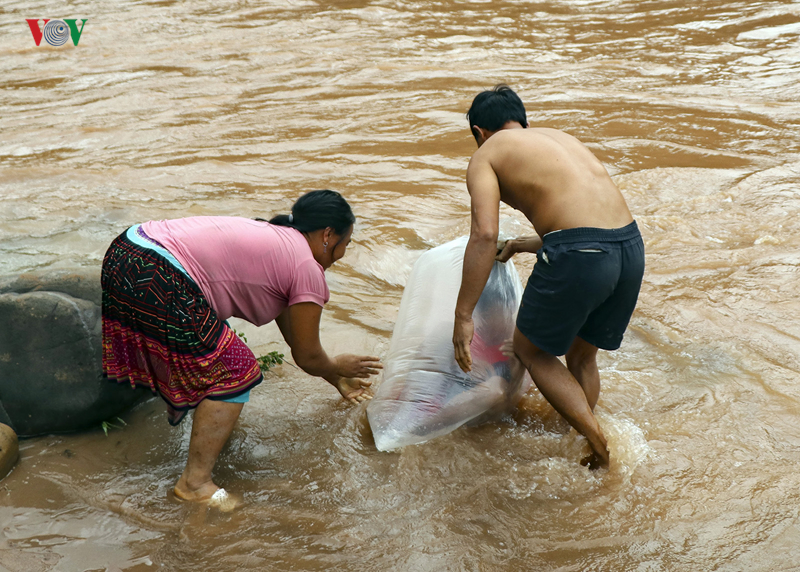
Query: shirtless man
xmin=452 ymin=85 xmax=645 ymax=469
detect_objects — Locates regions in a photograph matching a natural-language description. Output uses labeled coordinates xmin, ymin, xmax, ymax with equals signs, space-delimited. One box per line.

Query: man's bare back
xmin=453 ymin=85 xmax=645 ymax=470
xmin=467 ymin=126 xmax=633 ymax=236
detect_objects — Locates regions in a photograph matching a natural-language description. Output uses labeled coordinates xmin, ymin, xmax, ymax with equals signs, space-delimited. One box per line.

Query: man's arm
xmin=453 ymin=154 xmax=501 ymax=373
xmin=496 ymin=235 xmax=543 ymax=263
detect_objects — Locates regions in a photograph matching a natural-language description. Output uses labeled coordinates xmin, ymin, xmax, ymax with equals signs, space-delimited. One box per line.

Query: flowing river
xmin=2 ymin=0 xmax=800 ymax=570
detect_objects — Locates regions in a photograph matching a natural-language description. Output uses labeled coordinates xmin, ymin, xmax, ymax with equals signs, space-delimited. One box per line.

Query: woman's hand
xmin=332 ymin=355 xmax=381 ymax=404
xmin=335 ymin=376 xmax=374 ymax=404
xmin=334 ymin=354 xmax=382 ymax=379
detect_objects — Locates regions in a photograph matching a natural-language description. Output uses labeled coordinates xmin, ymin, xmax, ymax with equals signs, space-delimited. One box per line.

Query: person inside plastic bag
xmin=382 ymin=260 xmax=522 ymax=429
xmin=452 ymin=85 xmax=645 ymax=470
xmin=430 ymin=265 xmax=526 ymax=429
xmin=368 ymin=236 xmax=531 ymax=450
xmin=458 ymin=264 xmax=527 ymax=420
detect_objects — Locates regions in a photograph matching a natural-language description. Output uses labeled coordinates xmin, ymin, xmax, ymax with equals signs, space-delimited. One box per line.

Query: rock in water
xmin=0 ymin=270 xmax=149 ymax=437
xmin=0 ymin=423 xmax=19 ymax=480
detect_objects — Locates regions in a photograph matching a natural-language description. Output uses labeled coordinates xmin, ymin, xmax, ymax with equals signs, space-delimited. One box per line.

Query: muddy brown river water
xmin=2 ymin=0 xmax=800 ymax=570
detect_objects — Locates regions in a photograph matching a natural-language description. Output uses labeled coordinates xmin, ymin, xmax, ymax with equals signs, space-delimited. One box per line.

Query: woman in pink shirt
xmin=101 ymin=190 xmax=381 ymax=505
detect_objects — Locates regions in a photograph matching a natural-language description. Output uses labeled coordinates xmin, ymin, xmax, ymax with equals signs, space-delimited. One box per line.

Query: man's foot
xmin=580 ymin=438 xmax=610 ymax=471
xmin=580 ymin=452 xmax=608 ymax=471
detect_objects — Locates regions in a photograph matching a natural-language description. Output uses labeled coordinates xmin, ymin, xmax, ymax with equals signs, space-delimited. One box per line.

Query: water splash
xmin=597 ymin=411 xmax=653 ymax=482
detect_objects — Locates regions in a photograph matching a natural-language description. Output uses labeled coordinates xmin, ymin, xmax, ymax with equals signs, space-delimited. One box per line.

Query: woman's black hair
xmin=466 ymin=84 xmax=528 ymax=143
xmin=266 ymin=190 xmax=355 ymax=236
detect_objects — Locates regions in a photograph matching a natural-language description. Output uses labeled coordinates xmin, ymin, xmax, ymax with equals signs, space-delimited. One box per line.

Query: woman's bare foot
xmin=174 ymin=476 xmax=219 ymax=502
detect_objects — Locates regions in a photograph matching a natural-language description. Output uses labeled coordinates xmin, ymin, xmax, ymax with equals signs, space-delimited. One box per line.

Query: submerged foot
xmin=580 ymin=439 xmax=610 ymax=471
xmin=580 ymin=453 xmax=608 ymax=471
xmin=174 ymin=477 xmax=219 ymax=502
xmin=174 ymin=478 xmax=239 ymax=511
xmin=578 ymin=425 xmax=610 ymax=471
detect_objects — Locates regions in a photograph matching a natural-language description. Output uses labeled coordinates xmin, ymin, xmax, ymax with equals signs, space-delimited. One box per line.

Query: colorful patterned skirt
xmin=101 ymin=226 xmax=263 ymax=425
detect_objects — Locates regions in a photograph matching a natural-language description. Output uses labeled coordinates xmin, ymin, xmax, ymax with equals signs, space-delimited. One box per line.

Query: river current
xmin=2 ymin=1 xmax=800 ymax=570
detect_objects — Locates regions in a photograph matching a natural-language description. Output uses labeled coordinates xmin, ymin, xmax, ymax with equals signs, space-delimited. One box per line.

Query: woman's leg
xmin=174 ymin=399 xmax=244 ymax=501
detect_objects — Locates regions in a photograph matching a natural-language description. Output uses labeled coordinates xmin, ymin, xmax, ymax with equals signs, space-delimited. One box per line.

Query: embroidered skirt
xmin=101 ymin=226 xmax=263 ymax=425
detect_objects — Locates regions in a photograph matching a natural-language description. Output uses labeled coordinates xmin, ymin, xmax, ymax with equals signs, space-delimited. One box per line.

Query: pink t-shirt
xmin=141 ymin=217 xmax=329 ymax=326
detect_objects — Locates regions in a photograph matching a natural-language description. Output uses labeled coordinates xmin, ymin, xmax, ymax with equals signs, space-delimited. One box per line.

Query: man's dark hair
xmin=466 ymin=84 xmax=528 ymax=143
xmin=267 ymin=189 xmax=355 ymax=235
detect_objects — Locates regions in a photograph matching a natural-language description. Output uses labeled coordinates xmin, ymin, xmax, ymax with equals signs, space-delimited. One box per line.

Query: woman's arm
xmin=275 ymin=309 xmax=293 ymax=346
xmin=281 ymin=302 xmax=382 ymax=403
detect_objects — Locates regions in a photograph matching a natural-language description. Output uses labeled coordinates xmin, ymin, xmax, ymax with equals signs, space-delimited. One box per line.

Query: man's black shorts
xmin=516 ymin=221 xmax=645 ymax=356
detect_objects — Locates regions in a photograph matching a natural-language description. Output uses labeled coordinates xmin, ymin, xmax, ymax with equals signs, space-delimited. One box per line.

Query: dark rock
xmin=0 ymin=270 xmax=102 ymax=305
xmin=0 ymin=423 xmax=18 ymax=480
xmin=0 ymin=270 xmax=149 ymax=437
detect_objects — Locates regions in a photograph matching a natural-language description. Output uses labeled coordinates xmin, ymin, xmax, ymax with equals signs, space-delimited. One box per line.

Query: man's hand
xmin=334 ymin=354 xmax=383 ymax=379
xmin=453 ymin=316 xmax=475 ymax=373
xmin=495 ymin=240 xmax=517 ymax=263
xmin=336 ymin=377 xmax=374 ymax=404
xmin=496 ymin=236 xmax=543 ymax=263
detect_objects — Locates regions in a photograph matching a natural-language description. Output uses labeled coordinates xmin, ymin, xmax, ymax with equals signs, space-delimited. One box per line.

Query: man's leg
xmin=174 ymin=399 xmax=244 ymax=501
xmin=513 ymin=328 xmax=609 ymax=469
xmin=565 ymin=336 xmax=600 ymax=411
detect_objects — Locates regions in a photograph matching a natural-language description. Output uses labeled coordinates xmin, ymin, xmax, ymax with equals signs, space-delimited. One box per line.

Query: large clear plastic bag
xmin=368 ymin=236 xmax=532 ymax=451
